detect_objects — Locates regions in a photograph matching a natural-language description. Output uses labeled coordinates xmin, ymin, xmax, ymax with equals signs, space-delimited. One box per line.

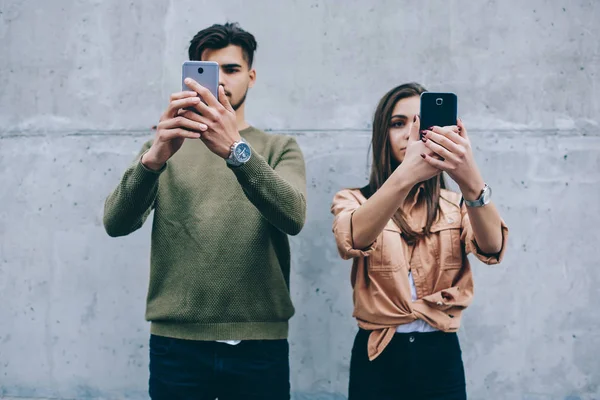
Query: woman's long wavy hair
xmin=360 ymin=82 xmax=446 ymax=244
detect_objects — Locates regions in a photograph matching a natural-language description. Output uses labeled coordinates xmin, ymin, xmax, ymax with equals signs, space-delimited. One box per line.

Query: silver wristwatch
xmin=464 ymin=184 xmax=492 ymax=208
xmin=226 ymin=138 xmax=252 ymax=167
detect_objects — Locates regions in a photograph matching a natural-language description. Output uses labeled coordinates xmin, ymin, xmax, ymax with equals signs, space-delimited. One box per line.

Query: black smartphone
xmin=419 ymin=92 xmax=457 ymax=137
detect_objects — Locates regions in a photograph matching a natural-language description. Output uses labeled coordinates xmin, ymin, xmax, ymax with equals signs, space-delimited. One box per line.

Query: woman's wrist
xmin=390 ymin=167 xmax=417 ymax=200
xmin=459 ymin=177 xmax=486 ymax=201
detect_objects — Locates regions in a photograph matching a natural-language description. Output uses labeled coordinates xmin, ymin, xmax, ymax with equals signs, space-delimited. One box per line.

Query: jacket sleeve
xmin=331 ymin=189 xmax=378 ymax=260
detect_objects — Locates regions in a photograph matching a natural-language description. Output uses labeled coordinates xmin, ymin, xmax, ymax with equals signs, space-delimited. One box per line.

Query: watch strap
xmin=464 ymin=184 xmax=490 ymax=207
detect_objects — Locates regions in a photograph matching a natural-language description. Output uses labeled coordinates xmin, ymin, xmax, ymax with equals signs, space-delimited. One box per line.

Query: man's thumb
xmin=219 ymin=85 xmax=234 ymax=112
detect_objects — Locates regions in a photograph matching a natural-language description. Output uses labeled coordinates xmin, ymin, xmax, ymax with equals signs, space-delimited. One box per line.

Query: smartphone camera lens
xmin=198 ymin=67 xmax=204 ymax=74
xmin=436 ymin=98 xmax=443 ymax=106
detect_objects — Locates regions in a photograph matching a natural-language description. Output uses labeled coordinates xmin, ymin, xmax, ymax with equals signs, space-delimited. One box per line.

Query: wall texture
xmin=1 ymin=1 xmax=599 ymax=399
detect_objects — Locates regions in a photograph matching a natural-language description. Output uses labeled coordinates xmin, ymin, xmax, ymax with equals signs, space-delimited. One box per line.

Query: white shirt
xmin=217 ymin=340 xmax=241 ymax=345
xmin=395 ymin=271 xmax=439 ymax=333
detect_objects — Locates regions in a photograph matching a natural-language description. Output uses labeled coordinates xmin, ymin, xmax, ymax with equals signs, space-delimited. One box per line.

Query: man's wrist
xmin=141 ymin=150 xmax=165 ymax=172
xmin=221 ymin=133 xmax=242 ymax=160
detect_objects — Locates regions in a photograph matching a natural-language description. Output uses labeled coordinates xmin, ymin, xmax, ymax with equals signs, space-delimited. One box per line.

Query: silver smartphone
xmin=181 ymin=61 xmax=219 ymax=101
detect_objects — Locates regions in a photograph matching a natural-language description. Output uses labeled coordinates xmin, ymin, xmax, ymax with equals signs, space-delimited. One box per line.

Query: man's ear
xmin=248 ymin=68 xmax=256 ymax=89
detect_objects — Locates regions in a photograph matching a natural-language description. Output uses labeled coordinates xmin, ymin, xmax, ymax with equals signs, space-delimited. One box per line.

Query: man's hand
xmin=142 ymin=91 xmax=208 ymax=171
xmin=180 ymin=78 xmax=241 ymax=159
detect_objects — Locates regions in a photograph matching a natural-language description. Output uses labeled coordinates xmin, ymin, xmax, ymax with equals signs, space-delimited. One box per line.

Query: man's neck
xmin=235 ymin=102 xmax=250 ymax=131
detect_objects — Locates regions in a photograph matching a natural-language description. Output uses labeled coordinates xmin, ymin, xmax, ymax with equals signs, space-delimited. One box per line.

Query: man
xmin=103 ymin=22 xmax=306 ymax=400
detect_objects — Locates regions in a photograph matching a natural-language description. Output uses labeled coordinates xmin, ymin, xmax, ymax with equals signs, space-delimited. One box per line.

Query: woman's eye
xmin=391 ymin=121 xmax=405 ymax=128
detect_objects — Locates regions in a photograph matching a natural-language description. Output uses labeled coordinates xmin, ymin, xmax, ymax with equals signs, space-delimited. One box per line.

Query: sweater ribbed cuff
xmin=227 ymin=146 xmax=263 ymax=181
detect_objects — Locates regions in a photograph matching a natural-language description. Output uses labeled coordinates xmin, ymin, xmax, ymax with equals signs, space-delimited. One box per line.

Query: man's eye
xmin=225 ymin=69 xmax=239 ymax=74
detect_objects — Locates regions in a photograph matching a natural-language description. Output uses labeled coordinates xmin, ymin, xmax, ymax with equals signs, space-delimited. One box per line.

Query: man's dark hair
xmin=188 ymin=22 xmax=258 ymax=68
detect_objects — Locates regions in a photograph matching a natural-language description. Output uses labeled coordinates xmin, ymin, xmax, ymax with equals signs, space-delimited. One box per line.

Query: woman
xmin=331 ymin=83 xmax=509 ymax=399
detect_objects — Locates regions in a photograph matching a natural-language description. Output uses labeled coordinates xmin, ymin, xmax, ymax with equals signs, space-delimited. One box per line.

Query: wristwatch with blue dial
xmin=464 ymin=184 xmax=492 ymax=208
xmin=226 ymin=138 xmax=252 ymax=167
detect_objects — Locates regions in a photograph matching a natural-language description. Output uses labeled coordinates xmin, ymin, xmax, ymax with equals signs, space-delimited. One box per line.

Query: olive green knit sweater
xmin=103 ymin=126 xmax=307 ymax=340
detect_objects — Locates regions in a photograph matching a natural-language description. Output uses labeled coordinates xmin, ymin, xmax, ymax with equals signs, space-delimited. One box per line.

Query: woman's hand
xmin=394 ymin=115 xmax=442 ymax=186
xmin=420 ymin=118 xmax=485 ymax=201
xmin=349 ymin=115 xmax=440 ymax=250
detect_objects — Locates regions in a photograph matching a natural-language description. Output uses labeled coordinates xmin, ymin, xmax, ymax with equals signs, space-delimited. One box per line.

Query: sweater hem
xmin=150 ymin=321 xmax=289 ymax=341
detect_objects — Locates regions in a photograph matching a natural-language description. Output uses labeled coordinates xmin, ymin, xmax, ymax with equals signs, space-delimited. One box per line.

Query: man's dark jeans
xmin=149 ymin=334 xmax=290 ymax=400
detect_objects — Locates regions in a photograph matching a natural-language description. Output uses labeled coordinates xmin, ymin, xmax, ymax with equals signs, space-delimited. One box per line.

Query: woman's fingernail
xmin=420 ymin=153 xmax=426 ymax=159
xmin=428 ymin=126 xmax=434 ymax=130
xmin=422 ymin=137 xmax=427 ymax=143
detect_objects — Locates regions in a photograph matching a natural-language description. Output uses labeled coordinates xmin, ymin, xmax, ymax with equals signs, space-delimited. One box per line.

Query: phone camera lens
xmin=436 ymin=98 xmax=443 ymax=105
xmin=198 ymin=67 xmax=204 ymax=74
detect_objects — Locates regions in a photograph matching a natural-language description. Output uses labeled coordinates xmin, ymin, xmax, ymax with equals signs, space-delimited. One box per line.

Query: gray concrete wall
xmin=1 ymin=0 xmax=599 ymax=399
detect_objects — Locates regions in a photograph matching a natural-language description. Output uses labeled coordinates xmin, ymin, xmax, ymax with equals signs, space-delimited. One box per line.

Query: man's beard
xmin=227 ymin=88 xmax=249 ymax=111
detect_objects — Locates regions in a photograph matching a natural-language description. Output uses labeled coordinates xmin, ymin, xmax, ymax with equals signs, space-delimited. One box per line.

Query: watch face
xmin=483 ymin=186 xmax=492 ymax=203
xmin=234 ymin=142 xmax=251 ymax=163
